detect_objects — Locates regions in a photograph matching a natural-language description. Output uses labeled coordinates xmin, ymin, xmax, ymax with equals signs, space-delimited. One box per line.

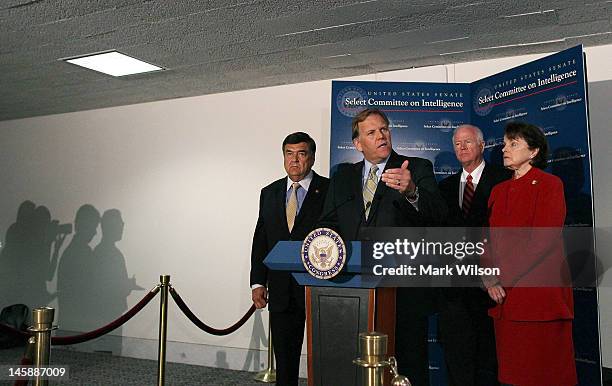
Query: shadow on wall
xmin=0 ymin=200 xmax=69 ymax=315
xmin=550 ymin=146 xmax=593 ymax=227
xmin=549 ymin=146 xmax=599 ymax=287
xmin=57 ymin=205 xmax=144 ymax=355
xmin=242 ymin=310 xmax=267 ymax=371
xmin=215 ymin=351 xmax=229 ymax=369
xmin=0 ymin=202 xmax=143 ymax=355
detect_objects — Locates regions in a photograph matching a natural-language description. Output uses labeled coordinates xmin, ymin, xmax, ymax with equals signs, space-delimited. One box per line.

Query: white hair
xmin=452 ymin=124 xmax=484 ymax=143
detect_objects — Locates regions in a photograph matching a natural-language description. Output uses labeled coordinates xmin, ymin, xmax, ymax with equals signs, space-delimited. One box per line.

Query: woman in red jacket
xmin=485 ymin=122 xmax=576 ymax=386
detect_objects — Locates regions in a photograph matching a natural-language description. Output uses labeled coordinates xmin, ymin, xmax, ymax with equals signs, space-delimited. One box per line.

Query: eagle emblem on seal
xmin=301 ymin=228 xmax=346 ymax=279
xmin=311 ymin=241 xmax=334 ymax=268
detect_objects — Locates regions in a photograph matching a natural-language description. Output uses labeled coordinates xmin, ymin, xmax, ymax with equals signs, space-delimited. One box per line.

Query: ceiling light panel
xmin=64 ymin=51 xmax=163 ymax=77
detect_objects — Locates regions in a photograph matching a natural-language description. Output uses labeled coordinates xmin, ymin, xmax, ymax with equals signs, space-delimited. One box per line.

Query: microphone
xmin=318 ymin=194 xmax=355 ymax=224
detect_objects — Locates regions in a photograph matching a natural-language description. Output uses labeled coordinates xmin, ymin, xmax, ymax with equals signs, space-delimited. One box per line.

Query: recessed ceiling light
xmin=63 ymin=51 xmax=163 ymax=77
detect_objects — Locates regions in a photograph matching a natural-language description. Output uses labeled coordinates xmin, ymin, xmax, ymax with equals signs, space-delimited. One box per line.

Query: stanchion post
xmin=254 ymin=315 xmax=275 ymax=383
xmin=157 ymin=275 xmax=170 ymax=386
xmin=353 ymin=332 xmax=388 ymax=386
xmin=28 ymin=307 xmax=57 ymax=386
xmin=353 ymin=332 xmax=411 ymax=386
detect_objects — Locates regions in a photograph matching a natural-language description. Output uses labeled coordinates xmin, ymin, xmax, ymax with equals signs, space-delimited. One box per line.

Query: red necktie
xmin=462 ymin=174 xmax=474 ymax=217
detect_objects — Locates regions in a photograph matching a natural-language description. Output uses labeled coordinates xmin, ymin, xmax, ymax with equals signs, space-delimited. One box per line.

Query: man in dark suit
xmin=437 ymin=124 xmax=511 ymax=386
xmin=320 ymin=109 xmax=446 ymax=386
xmin=250 ymin=132 xmax=329 ymax=386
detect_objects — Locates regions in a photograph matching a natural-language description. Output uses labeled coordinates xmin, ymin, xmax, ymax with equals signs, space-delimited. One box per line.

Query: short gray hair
xmin=452 ymin=124 xmax=484 ymax=143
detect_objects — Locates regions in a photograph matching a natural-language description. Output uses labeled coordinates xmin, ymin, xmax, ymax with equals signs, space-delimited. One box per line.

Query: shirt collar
xmin=461 ymin=160 xmax=485 ymax=185
xmin=363 ymin=154 xmax=390 ymax=177
xmin=286 ymin=170 xmax=313 ymax=192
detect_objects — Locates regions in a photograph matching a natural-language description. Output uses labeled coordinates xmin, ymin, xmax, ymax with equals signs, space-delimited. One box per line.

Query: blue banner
xmin=331 ymin=81 xmax=471 ymax=180
xmin=329 ymin=45 xmax=599 ymax=386
xmin=471 ymin=45 xmax=598 ymax=386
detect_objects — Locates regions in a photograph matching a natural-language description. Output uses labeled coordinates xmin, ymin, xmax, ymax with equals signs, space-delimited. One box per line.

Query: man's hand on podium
xmin=252 ymin=287 xmax=268 ymax=309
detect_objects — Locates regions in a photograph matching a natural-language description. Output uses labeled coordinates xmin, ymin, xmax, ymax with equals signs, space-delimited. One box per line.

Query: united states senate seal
xmin=301 ymin=228 xmax=346 ymax=279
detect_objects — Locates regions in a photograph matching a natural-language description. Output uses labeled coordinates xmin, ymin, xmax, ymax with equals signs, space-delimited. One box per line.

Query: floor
xmin=0 ymin=346 xmax=307 ymax=386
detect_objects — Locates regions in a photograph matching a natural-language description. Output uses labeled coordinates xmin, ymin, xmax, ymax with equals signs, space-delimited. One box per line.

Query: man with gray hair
xmin=437 ymin=124 xmax=511 ymax=386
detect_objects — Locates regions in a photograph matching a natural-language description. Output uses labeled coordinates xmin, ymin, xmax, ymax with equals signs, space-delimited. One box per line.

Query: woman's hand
xmin=487 ymin=284 xmax=506 ymax=304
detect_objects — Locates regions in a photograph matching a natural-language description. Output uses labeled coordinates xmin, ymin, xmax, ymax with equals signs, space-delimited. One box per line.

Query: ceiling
xmin=1 ymin=0 xmax=610 ymax=122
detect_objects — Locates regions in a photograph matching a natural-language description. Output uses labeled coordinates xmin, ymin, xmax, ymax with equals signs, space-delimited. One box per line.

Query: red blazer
xmin=486 ymin=167 xmax=573 ymax=321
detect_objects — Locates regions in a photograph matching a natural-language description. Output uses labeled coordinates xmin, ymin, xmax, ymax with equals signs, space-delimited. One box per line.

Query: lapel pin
xmin=532 ymin=180 xmax=538 ymax=185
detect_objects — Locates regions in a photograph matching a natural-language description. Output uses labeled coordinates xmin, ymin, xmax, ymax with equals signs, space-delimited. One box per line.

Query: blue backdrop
xmin=329 ymin=45 xmax=599 ymax=386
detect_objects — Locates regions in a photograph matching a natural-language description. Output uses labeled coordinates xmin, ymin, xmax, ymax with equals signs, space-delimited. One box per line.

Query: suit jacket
xmin=487 ymin=167 xmax=573 ymax=321
xmin=486 ymin=167 xmax=575 ymax=386
xmin=438 ymin=162 xmax=511 ymax=305
xmin=321 ymin=150 xmax=446 ymax=238
xmin=438 ymin=162 xmax=512 ymax=227
xmin=250 ymin=172 xmax=329 ymax=312
xmin=320 ymin=151 xmax=446 ymax=313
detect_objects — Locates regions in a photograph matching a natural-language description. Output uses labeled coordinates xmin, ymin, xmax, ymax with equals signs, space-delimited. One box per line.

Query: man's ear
xmin=353 ymin=138 xmax=362 ymax=152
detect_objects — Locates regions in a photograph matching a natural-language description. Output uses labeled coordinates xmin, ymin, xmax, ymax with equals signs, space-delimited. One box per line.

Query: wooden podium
xmin=264 ymin=241 xmax=396 ymax=386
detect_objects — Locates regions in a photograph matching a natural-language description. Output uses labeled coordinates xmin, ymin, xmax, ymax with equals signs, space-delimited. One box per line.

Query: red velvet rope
xmin=51 ymin=286 xmax=160 ymax=345
xmin=0 ymin=321 xmax=30 ymax=337
xmin=169 ymin=286 xmax=256 ymax=336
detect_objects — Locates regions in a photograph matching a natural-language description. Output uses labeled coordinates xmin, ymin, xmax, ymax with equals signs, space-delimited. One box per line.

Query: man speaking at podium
xmin=320 ymin=109 xmax=446 ymax=386
xmin=250 ymin=132 xmax=329 ymax=386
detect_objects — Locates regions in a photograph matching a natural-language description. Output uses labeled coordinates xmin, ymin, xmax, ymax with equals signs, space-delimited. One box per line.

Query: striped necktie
xmin=286 ymin=182 xmax=300 ymax=232
xmin=363 ymin=164 xmax=378 ymax=220
xmin=462 ymin=174 xmax=474 ymax=217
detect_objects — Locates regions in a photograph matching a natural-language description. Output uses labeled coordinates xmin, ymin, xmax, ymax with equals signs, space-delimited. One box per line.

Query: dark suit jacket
xmin=321 ymin=150 xmax=446 ymax=238
xmin=320 ymin=151 xmax=446 ymax=313
xmin=438 ymin=162 xmax=512 ymax=227
xmin=438 ymin=162 xmax=511 ymax=304
xmin=250 ymin=172 xmax=329 ymax=312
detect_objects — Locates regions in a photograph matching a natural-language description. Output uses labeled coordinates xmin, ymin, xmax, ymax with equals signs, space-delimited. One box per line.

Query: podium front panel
xmin=308 ymin=287 xmax=371 ymax=386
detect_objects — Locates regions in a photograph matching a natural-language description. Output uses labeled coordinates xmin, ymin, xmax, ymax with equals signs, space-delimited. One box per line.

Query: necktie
xmin=462 ymin=174 xmax=474 ymax=217
xmin=363 ymin=165 xmax=378 ymax=220
xmin=286 ymin=182 xmax=300 ymax=232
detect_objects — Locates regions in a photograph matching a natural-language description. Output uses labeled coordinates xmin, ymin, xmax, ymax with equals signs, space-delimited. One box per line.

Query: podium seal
xmin=301 ymin=228 xmax=346 ymax=279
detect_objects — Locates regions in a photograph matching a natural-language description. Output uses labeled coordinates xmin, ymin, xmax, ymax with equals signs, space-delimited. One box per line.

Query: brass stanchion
xmin=353 ymin=332 xmax=411 ymax=386
xmin=157 ymin=275 xmax=170 ymax=386
xmin=254 ymin=316 xmax=275 ymax=382
xmin=353 ymin=332 xmax=388 ymax=386
xmin=28 ymin=307 xmax=57 ymax=386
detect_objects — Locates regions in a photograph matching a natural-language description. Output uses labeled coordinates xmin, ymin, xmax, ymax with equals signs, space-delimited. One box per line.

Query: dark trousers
xmin=270 ymin=301 xmax=305 ymax=386
xmin=438 ymin=288 xmax=498 ymax=386
xmin=395 ymin=307 xmax=430 ymax=386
